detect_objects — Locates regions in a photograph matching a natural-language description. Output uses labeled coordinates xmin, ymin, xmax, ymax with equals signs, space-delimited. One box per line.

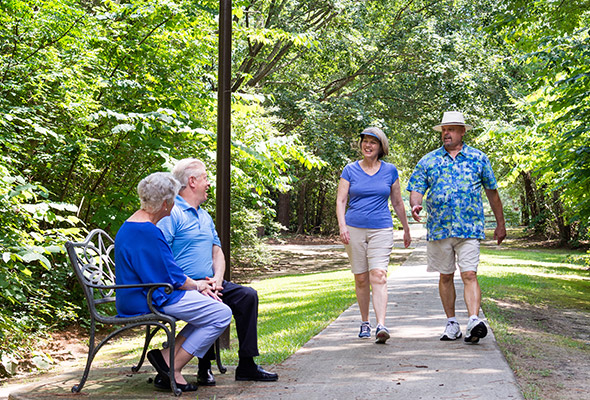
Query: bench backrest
xmin=65 ymin=229 xmax=118 ymax=322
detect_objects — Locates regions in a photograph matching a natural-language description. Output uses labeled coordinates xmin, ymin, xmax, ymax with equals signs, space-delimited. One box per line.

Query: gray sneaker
xmin=440 ymin=321 xmax=462 ymax=341
xmin=358 ymin=322 xmax=371 ymax=338
xmin=375 ymin=324 xmax=390 ymax=344
xmin=465 ymin=318 xmax=487 ymax=343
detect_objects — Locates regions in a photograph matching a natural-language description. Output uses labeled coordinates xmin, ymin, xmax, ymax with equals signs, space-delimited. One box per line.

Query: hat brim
xmin=360 ymin=131 xmax=381 ymax=140
xmin=433 ymin=123 xmax=473 ymax=132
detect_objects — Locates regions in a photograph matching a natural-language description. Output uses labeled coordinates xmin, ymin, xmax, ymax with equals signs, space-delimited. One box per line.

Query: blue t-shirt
xmin=114 ymin=221 xmax=187 ymax=317
xmin=341 ymin=160 xmax=400 ymax=229
xmin=157 ymin=195 xmax=221 ymax=280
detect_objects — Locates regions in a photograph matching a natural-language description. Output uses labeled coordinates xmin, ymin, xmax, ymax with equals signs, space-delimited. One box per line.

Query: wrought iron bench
xmin=65 ymin=228 xmax=226 ymax=396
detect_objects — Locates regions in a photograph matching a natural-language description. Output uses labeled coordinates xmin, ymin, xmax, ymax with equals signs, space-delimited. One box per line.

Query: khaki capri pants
xmin=344 ymin=226 xmax=394 ymax=274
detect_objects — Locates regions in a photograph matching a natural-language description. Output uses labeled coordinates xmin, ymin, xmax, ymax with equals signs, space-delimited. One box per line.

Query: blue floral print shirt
xmin=406 ymin=144 xmax=498 ymax=241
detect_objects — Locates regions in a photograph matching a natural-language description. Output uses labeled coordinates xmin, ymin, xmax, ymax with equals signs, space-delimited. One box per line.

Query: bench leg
xmin=214 ymin=338 xmax=227 ymax=374
xmin=71 ymin=320 xmax=98 ymax=393
xmin=132 ymin=325 xmax=161 ymax=372
xmin=165 ymin=325 xmax=182 ymax=396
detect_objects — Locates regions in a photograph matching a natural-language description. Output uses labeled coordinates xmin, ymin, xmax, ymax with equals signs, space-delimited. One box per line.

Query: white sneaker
xmin=440 ymin=321 xmax=462 ymax=341
xmin=465 ymin=318 xmax=488 ymax=343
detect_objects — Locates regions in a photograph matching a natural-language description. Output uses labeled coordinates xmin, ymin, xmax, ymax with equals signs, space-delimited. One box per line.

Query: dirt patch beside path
xmin=488 ymin=300 xmax=590 ymax=399
xmin=480 ymin=228 xmax=590 ymax=400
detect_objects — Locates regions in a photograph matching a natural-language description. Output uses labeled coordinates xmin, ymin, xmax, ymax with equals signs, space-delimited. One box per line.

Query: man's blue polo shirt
xmin=157 ymin=195 xmax=221 ymax=280
xmin=406 ymin=144 xmax=498 ymax=241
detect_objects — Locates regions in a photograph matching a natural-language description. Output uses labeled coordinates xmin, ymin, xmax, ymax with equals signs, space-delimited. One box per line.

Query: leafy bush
xmin=0 ymin=162 xmax=84 ymax=377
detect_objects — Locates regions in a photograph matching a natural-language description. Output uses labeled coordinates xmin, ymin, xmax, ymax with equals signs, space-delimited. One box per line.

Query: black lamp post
xmin=216 ymin=0 xmax=232 ymax=280
xmin=216 ymin=0 xmax=232 ymax=349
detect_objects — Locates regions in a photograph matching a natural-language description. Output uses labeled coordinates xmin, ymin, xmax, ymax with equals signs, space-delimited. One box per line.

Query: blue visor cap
xmin=360 ymin=131 xmax=380 ymax=141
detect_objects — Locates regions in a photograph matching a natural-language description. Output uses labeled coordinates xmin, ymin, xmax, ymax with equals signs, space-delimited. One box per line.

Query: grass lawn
xmin=478 ymin=234 xmax=590 ymax=400
xmin=85 ymin=268 xmax=356 ymax=372
xmin=219 ymin=269 xmax=356 ymax=366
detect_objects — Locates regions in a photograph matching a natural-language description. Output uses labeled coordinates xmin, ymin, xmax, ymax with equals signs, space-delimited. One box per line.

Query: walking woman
xmin=336 ymin=127 xmax=411 ymax=343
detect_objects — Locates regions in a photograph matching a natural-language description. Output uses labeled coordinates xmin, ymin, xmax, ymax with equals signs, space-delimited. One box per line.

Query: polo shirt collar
xmin=175 ymin=194 xmax=200 ymax=212
xmin=440 ymin=142 xmax=471 ymax=159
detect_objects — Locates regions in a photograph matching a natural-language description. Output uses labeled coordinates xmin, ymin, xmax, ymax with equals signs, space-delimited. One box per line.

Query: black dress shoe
xmin=235 ymin=365 xmax=279 ymax=382
xmin=197 ymin=368 xmax=216 ymax=386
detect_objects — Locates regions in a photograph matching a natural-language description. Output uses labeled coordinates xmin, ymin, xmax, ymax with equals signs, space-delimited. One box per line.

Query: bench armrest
xmin=88 ymin=282 xmax=175 ymax=317
xmin=86 ymin=282 xmax=174 ymax=294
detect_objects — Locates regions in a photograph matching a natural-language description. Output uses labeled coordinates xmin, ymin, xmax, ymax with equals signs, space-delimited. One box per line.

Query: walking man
xmin=407 ymin=111 xmax=506 ymax=343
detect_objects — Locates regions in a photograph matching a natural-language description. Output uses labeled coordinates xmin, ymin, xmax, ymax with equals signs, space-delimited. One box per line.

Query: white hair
xmin=172 ymin=158 xmax=206 ymax=188
xmin=137 ymin=172 xmax=181 ymax=213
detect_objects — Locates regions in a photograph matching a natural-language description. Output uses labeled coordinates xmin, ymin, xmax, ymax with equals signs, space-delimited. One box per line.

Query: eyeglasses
xmin=190 ymin=174 xmax=209 ymax=183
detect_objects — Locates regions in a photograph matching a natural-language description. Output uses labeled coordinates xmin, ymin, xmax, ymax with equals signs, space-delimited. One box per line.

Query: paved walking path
xmin=5 ymin=230 xmax=523 ymax=400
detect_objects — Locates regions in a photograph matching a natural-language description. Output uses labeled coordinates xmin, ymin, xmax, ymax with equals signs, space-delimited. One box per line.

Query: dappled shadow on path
xmin=212 ymin=244 xmax=522 ymax=400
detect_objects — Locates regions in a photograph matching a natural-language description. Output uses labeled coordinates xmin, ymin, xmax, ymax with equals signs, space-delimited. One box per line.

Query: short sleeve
xmin=481 ymin=155 xmax=498 ymax=190
xmin=389 ymin=163 xmax=399 ymax=186
xmin=341 ymin=163 xmax=352 ymax=182
xmin=407 ymin=160 xmax=428 ymax=194
xmin=205 ymin=211 xmax=222 ymax=247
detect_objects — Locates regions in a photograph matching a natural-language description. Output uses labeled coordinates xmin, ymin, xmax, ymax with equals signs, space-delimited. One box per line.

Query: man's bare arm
xmin=409 ymin=191 xmax=424 ymax=222
xmin=485 ymin=188 xmax=506 ymax=245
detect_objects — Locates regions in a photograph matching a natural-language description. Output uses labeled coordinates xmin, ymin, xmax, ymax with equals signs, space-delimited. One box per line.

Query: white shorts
xmin=426 ymin=238 xmax=480 ymax=274
xmin=345 ymin=226 xmax=394 ymax=274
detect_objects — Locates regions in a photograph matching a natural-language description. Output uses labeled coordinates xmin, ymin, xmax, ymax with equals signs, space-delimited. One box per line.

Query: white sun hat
xmin=433 ymin=111 xmax=473 ymax=131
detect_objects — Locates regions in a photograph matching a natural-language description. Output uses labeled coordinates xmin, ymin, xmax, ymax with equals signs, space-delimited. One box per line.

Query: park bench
xmin=65 ymin=228 xmax=225 ymax=396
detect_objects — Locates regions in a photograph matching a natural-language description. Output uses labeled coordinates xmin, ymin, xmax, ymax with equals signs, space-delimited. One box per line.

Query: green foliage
xmin=528 ymin=29 xmax=590 ymax=226
xmin=485 ymin=2 xmax=590 ymax=240
xmin=1 ymin=0 xmax=328 ymax=376
xmin=1 ymin=0 xmax=589 ymax=378
xmin=0 ymin=162 xmax=83 ymax=376
xmin=246 ymin=0 xmax=517 ymax=233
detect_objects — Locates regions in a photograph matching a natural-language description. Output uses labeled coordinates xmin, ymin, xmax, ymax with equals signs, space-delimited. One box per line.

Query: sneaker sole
xmin=358 ymin=334 xmax=371 ymax=339
xmin=465 ymin=322 xmax=488 ymax=343
xmin=440 ymin=332 xmax=462 ymax=341
xmin=375 ymin=331 xmax=390 ymax=344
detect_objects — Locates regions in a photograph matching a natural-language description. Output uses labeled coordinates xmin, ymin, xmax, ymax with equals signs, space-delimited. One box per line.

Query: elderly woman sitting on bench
xmin=114 ymin=172 xmax=232 ymax=392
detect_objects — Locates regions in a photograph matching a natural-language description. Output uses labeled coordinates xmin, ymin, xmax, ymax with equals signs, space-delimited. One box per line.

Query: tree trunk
xmin=296 ymin=183 xmax=307 ymax=234
xmin=277 ymin=191 xmax=291 ymax=231
xmin=521 ymin=171 xmax=539 ymax=220
xmin=314 ymin=185 xmax=325 ymax=233
xmin=536 ymin=183 xmax=550 ymax=235
xmin=520 ymin=193 xmax=529 ymax=226
xmin=552 ymin=190 xmax=571 ymax=243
